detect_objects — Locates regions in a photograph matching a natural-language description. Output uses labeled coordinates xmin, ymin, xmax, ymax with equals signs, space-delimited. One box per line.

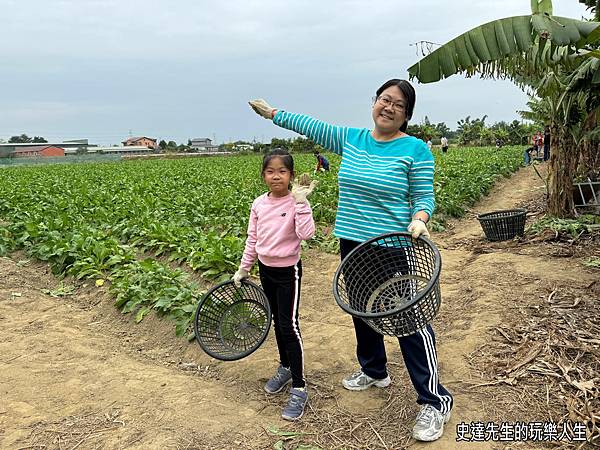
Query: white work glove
xmin=407 ymin=219 xmax=430 ymax=239
xmin=291 ymin=173 xmax=318 ymax=204
xmin=232 ymin=268 xmax=249 ymax=287
xmin=248 ymin=99 xmax=276 ymax=120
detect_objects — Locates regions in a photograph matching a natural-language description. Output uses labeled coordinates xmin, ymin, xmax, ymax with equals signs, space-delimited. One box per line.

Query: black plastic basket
xmin=477 ymin=209 xmax=527 ymax=241
xmin=333 ymin=233 xmax=442 ymax=337
xmin=194 ymin=280 xmax=271 ymax=361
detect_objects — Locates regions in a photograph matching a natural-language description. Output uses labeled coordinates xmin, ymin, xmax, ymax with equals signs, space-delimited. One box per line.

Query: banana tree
xmin=407 ymin=0 xmax=600 ymax=217
xmin=515 ymin=58 xmax=600 ymax=214
xmin=565 ymin=56 xmax=600 ymax=180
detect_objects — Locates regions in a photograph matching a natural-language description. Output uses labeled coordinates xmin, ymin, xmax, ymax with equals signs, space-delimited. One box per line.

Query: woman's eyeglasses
xmin=374 ymin=96 xmax=406 ymax=113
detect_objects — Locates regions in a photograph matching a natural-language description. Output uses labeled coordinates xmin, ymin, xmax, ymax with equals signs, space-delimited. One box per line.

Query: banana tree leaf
xmin=455 ymin=34 xmax=474 ymax=67
xmin=482 ymin=22 xmax=502 ymax=59
xmin=408 ymin=16 xmax=532 ymax=83
xmin=468 ymin=25 xmax=492 ymax=61
xmin=439 ymin=44 xmax=457 ymax=76
xmin=581 ymin=49 xmax=600 ymax=59
xmin=584 ymin=21 xmax=600 ymax=44
xmin=408 ymin=14 xmax=600 ymax=84
xmin=567 ymin=56 xmax=600 ymax=88
xmin=555 ymin=19 xmax=578 ymax=45
xmin=495 ymin=20 xmax=513 ymax=54
xmin=531 ymin=0 xmax=553 ymax=15
xmin=513 ymin=16 xmax=535 ymax=50
xmin=462 ymin=33 xmax=481 ymax=65
xmin=533 ymin=15 xmax=597 ymax=46
xmin=593 ymin=64 xmax=600 ymax=87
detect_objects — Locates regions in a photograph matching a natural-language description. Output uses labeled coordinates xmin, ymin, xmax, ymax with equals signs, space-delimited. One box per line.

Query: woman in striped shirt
xmin=249 ymin=79 xmax=453 ymax=442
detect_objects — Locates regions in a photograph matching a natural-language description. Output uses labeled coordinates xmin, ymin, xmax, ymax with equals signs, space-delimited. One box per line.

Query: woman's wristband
xmin=414 ymin=217 xmax=428 ymax=224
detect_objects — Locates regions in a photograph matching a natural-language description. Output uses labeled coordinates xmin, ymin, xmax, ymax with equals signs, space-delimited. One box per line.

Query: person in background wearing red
xmin=313 ymin=150 xmax=330 ymax=173
xmin=535 ymin=131 xmax=543 ymax=157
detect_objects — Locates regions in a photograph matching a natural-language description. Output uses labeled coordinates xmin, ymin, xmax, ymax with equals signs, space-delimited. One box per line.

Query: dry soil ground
xmin=0 ymin=164 xmax=597 ymax=449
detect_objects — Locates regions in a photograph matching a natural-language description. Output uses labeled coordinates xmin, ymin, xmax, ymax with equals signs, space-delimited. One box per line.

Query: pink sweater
xmin=240 ymin=192 xmax=315 ymax=271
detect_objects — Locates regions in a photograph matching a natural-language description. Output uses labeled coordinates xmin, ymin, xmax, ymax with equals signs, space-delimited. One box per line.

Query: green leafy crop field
xmin=0 ymin=146 xmax=523 ymax=334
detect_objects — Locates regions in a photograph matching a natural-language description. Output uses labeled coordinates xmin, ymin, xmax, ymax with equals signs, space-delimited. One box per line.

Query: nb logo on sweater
xmin=281 ymin=212 xmax=287 ymax=217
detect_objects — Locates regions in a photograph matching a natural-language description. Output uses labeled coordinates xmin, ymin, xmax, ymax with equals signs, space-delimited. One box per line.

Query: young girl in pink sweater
xmin=233 ymin=148 xmax=316 ymax=421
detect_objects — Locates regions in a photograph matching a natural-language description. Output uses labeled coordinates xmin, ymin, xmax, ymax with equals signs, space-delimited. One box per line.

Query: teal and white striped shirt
xmin=274 ymin=111 xmax=435 ymax=243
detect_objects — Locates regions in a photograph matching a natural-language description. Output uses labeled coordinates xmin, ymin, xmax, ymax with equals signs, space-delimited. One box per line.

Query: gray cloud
xmin=0 ymin=0 xmax=590 ymax=144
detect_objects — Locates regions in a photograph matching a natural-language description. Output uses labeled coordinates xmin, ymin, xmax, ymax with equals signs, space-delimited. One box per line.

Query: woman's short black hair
xmin=262 ymin=147 xmax=294 ymax=176
xmin=375 ymin=79 xmax=416 ymax=133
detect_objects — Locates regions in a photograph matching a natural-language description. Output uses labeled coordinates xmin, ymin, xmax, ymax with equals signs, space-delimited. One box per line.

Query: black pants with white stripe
xmin=258 ymin=260 xmax=305 ymax=388
xmin=340 ymin=239 xmax=453 ymax=414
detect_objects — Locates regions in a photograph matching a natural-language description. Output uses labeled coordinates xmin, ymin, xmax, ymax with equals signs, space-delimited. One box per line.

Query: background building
xmin=0 ymin=141 xmax=89 ymax=157
xmin=122 ymin=137 xmax=157 ymax=149
xmin=190 ymin=138 xmax=219 ymax=152
xmin=64 ymin=146 xmax=152 ymax=155
xmin=12 ymin=145 xmax=65 ymax=158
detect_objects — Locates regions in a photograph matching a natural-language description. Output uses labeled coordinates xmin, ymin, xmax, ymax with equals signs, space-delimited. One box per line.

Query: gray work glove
xmin=249 ymin=99 xmax=276 ymax=119
xmin=291 ymin=181 xmax=318 ymax=204
xmin=232 ymin=268 xmax=249 ymax=287
xmin=407 ymin=219 xmax=430 ymax=239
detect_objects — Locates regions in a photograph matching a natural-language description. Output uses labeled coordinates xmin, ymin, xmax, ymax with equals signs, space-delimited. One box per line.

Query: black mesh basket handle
xmin=194 ymin=279 xmax=271 ymax=361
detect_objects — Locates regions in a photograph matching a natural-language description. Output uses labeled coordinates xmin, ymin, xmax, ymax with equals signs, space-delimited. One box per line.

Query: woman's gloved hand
xmin=407 ymin=219 xmax=430 ymax=239
xmin=232 ymin=268 xmax=249 ymax=287
xmin=291 ymin=173 xmax=318 ymax=204
xmin=248 ymin=99 xmax=276 ymax=119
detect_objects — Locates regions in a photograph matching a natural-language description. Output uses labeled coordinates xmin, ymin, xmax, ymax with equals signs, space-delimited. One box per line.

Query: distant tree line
xmin=407 ymin=116 xmax=539 ymax=146
xmin=225 ymin=117 xmax=541 ymax=152
xmin=5 ymin=119 xmax=542 ymax=158
xmin=8 ymin=134 xmax=48 ymax=143
xmin=158 ymin=139 xmax=190 ymax=153
xmin=219 ymin=137 xmax=320 ymax=154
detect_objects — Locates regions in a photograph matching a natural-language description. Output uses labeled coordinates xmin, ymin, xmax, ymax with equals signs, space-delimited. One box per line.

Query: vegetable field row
xmin=0 ymin=147 xmax=523 ymax=334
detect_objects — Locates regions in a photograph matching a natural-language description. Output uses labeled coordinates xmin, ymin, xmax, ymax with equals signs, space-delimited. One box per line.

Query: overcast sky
xmin=0 ymin=1 xmax=592 ymax=145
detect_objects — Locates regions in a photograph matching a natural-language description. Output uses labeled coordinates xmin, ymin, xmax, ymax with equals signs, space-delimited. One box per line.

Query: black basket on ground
xmin=333 ymin=233 xmax=442 ymax=337
xmin=194 ymin=280 xmax=271 ymax=361
xmin=477 ymin=209 xmax=527 ymax=241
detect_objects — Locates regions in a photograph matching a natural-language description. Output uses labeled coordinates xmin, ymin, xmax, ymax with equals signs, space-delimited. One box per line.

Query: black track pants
xmin=258 ymin=260 xmax=305 ymax=388
xmin=340 ymin=238 xmax=453 ymax=414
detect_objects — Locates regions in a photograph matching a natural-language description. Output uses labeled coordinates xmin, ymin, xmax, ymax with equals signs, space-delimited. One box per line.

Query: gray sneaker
xmin=341 ymin=370 xmax=391 ymax=391
xmin=264 ymin=365 xmax=292 ymax=394
xmin=412 ymin=404 xmax=451 ymax=442
xmin=281 ymin=388 xmax=308 ymax=421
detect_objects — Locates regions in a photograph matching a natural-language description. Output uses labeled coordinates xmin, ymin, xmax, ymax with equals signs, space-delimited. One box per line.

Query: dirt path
xmin=0 ymin=165 xmax=596 ymax=449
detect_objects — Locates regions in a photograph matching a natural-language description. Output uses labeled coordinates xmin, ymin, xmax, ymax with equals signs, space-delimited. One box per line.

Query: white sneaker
xmin=412 ymin=404 xmax=451 ymax=442
xmin=341 ymin=370 xmax=391 ymax=391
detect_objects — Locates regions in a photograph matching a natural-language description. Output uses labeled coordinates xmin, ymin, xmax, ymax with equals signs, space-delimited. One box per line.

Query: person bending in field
xmin=524 ymin=145 xmax=535 ymax=165
xmin=233 ymin=148 xmax=317 ymax=421
xmin=313 ymin=150 xmax=330 ymax=173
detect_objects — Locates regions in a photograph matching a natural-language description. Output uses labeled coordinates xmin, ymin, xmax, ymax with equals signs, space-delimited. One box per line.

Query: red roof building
xmin=12 ymin=146 xmax=65 ymax=158
xmin=122 ymin=136 xmax=157 ymax=149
